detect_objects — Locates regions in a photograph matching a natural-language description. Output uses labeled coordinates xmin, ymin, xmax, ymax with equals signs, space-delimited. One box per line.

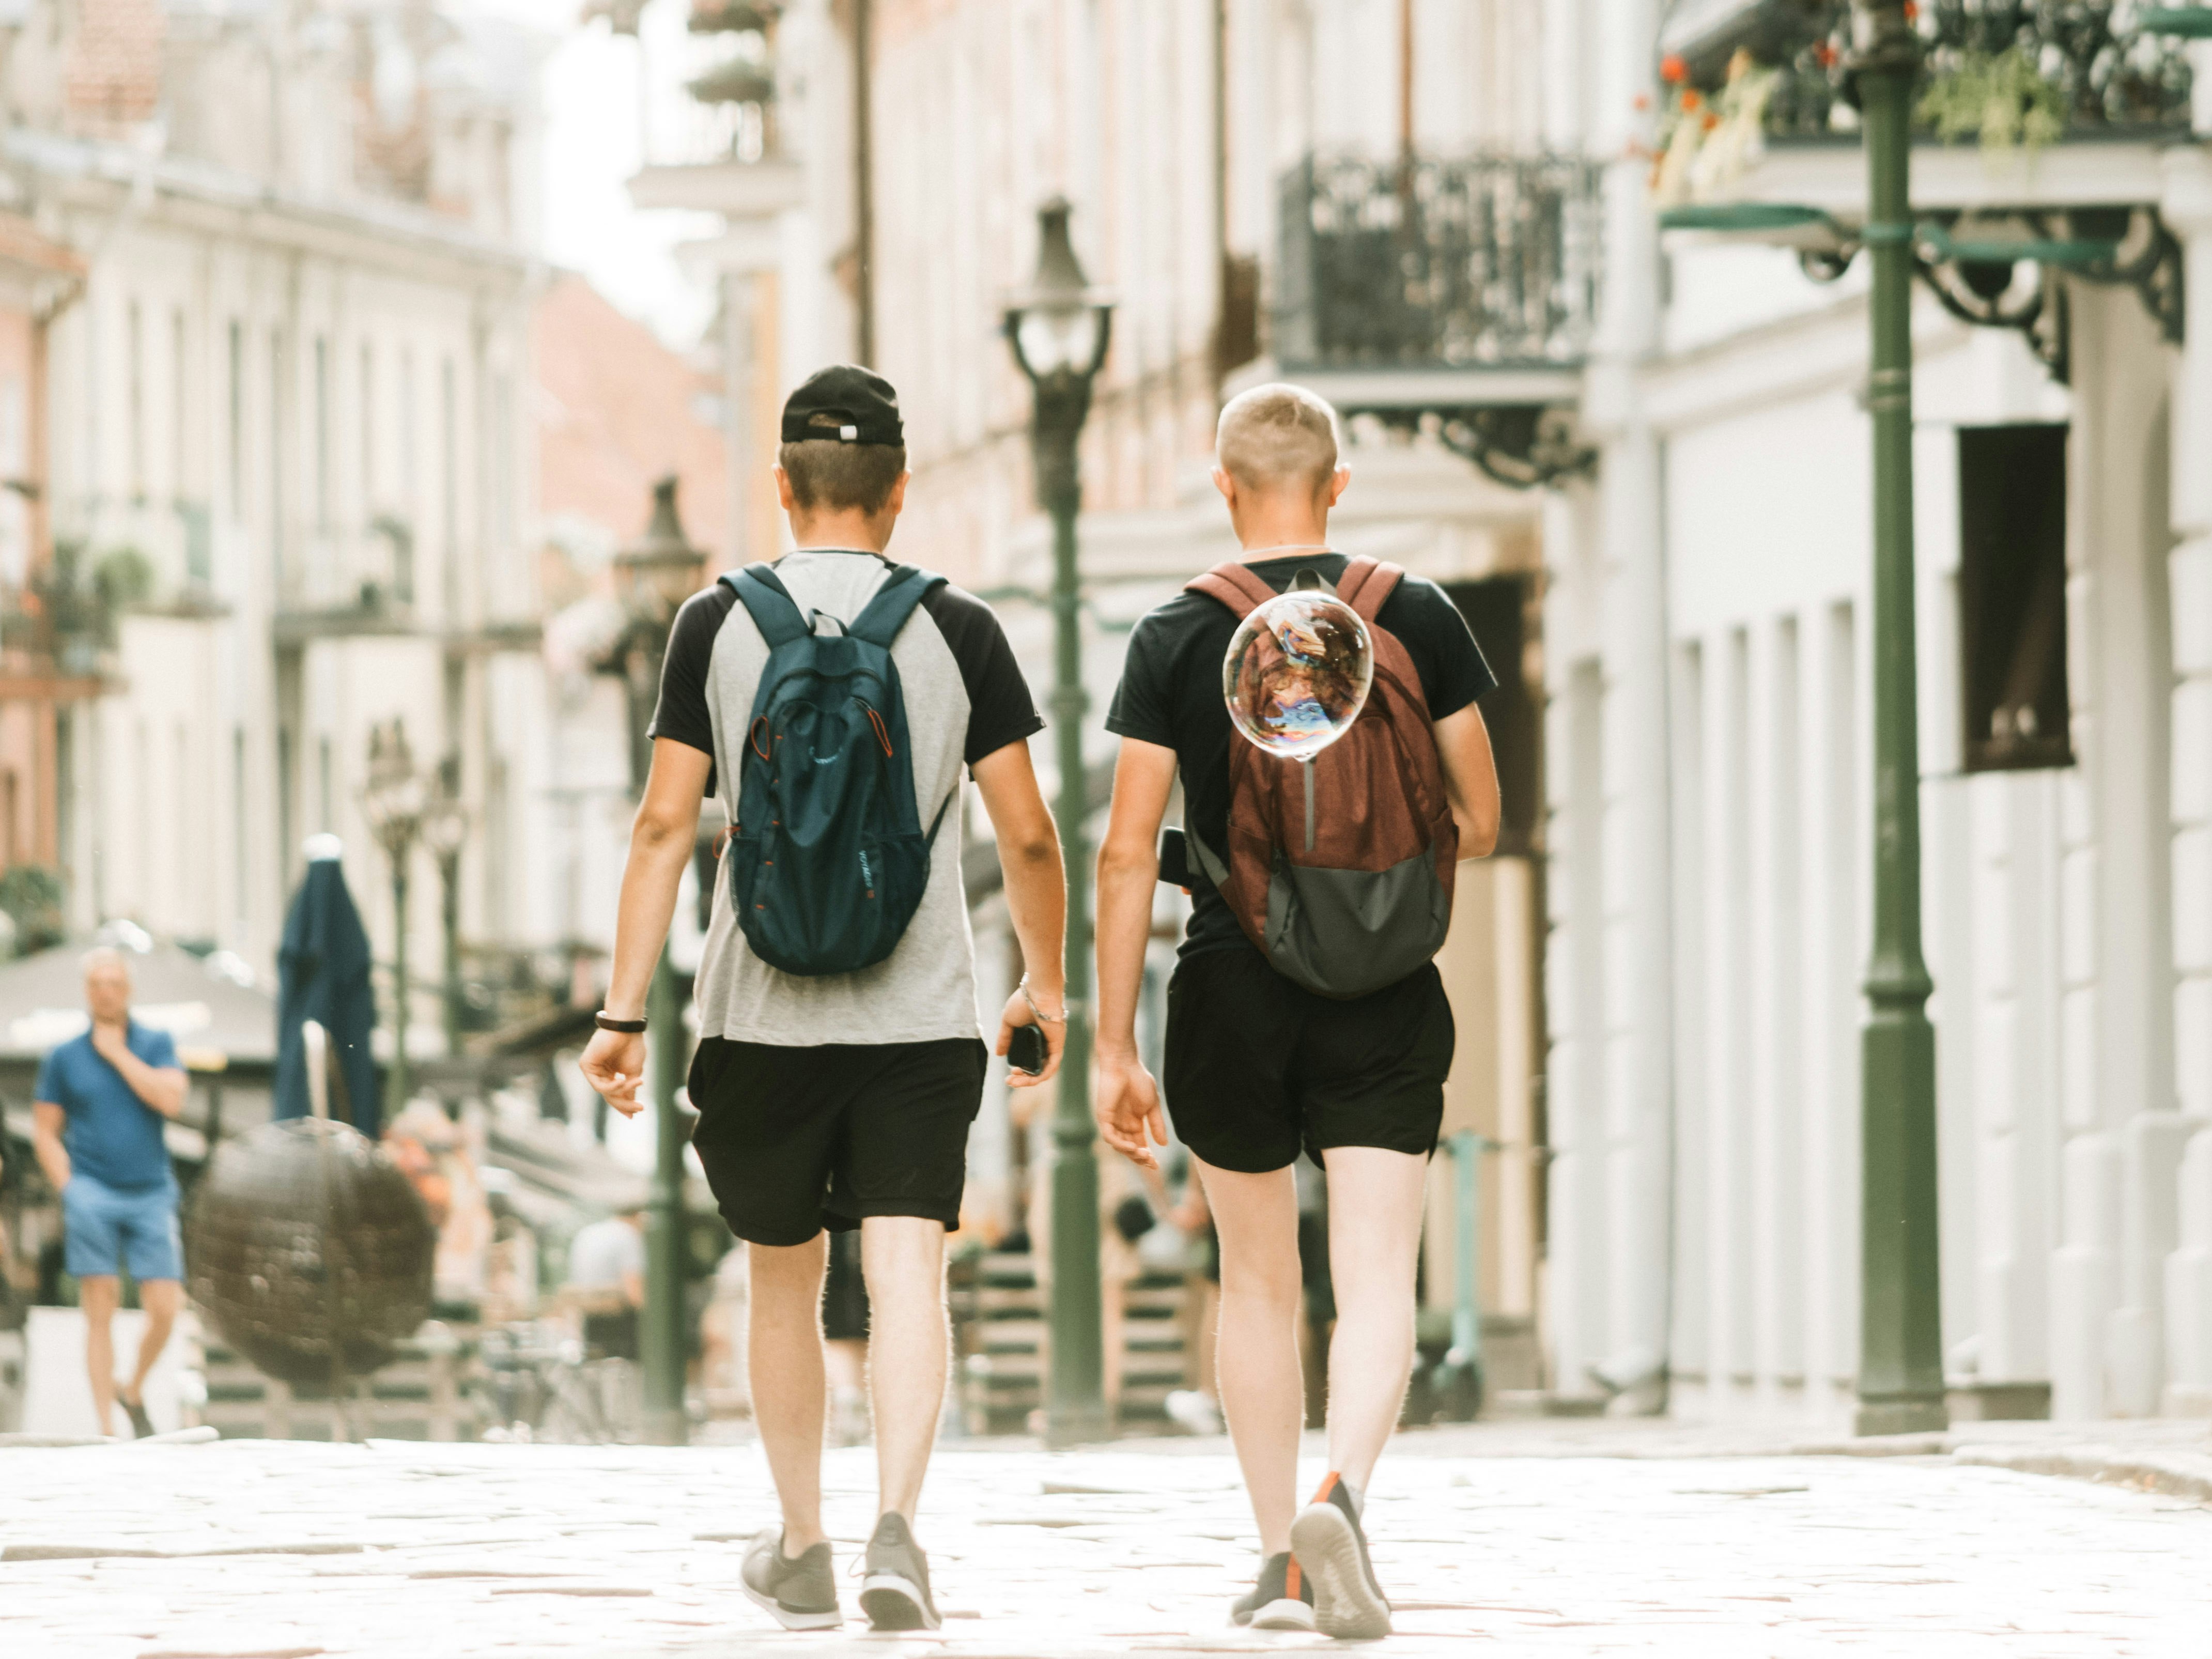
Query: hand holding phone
xmin=1008 ymin=1023 xmax=1048 ymax=1076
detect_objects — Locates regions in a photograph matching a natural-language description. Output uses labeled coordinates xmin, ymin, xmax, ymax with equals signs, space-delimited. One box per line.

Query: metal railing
xmin=1274 ymin=153 xmax=1604 ymax=371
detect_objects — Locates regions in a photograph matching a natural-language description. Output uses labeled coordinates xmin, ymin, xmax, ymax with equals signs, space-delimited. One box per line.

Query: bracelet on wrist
xmin=1018 ymin=975 xmax=1068 ymax=1025
xmin=595 ymin=1011 xmax=647 ymax=1034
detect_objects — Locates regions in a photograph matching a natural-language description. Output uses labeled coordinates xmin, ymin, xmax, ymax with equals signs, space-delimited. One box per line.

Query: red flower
xmin=1661 ymin=53 xmax=1688 ymax=84
xmin=1815 ymin=41 xmax=1838 ymax=67
xmin=1681 ymin=88 xmax=1704 ymax=112
xmin=1904 ymin=0 xmax=1918 ymax=17
xmin=1703 ymin=112 xmax=1720 ymax=130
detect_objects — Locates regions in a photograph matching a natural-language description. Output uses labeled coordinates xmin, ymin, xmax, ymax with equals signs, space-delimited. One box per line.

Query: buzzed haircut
xmin=1216 ymin=382 xmax=1342 ymax=493
xmin=778 ymin=435 xmax=907 ymax=516
xmin=81 ymin=945 xmax=130 ymax=978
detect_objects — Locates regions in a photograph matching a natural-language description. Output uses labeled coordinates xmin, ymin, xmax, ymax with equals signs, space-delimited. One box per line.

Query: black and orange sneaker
xmin=1230 ymin=1551 xmax=1317 ymax=1631
xmin=1290 ymin=1472 xmax=1391 ymax=1639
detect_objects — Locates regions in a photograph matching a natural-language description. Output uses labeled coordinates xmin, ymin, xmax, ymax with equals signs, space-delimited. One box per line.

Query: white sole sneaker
xmin=859 ymin=1571 xmax=941 ymax=1632
xmin=740 ymin=1578 xmax=843 ymax=1631
xmin=1244 ymin=1596 xmax=1319 ymax=1632
xmin=1291 ymin=1501 xmax=1392 ymax=1640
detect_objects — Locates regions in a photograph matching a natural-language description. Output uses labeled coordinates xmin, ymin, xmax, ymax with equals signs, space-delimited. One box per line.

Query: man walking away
xmin=32 ymin=947 xmax=190 ymax=1439
xmin=1092 ymin=384 xmax=1501 ymax=1637
xmin=566 ymin=1201 xmax=647 ymax=1360
xmin=579 ymin=365 xmax=1068 ymax=1634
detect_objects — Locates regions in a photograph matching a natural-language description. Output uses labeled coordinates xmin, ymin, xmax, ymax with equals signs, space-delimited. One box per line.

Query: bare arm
xmin=971 ymin=738 xmax=1068 ymax=1086
xmin=32 ymin=1100 xmax=69 ymax=1190
xmin=89 ymin=1025 xmax=187 ymax=1118
xmin=1092 ymin=738 xmax=1177 ymax=1170
xmin=1434 ymin=701 xmax=1502 ymax=859
xmin=578 ymin=738 xmax=711 ymax=1117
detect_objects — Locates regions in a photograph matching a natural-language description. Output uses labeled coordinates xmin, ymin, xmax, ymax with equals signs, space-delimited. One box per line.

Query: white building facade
xmin=1544 ymin=0 xmax=2212 ymax=1423
xmin=0 ymin=0 xmax=554 ymax=1048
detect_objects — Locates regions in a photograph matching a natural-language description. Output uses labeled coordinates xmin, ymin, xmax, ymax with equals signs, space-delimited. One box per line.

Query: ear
xmin=773 ymin=466 xmax=798 ymax=514
xmin=884 ymin=470 xmax=911 ymax=518
xmin=1211 ymin=466 xmax=1236 ymax=508
xmin=1324 ymin=466 xmax=1351 ymax=508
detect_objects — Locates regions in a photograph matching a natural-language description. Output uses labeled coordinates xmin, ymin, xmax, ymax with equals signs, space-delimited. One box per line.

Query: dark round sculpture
xmin=185 ymin=1118 xmax=436 ymax=1386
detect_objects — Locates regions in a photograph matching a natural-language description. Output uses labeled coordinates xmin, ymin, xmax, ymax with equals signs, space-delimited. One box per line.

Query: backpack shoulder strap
xmin=722 ymin=564 xmax=810 ymax=649
xmin=1184 ymin=560 xmax=1278 ymax=619
xmin=847 ymin=563 xmax=949 ymax=649
xmin=1336 ymin=555 xmax=1404 ymax=623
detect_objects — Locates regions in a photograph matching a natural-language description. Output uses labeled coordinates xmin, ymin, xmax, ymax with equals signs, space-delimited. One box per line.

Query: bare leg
xmin=79 ymin=1276 xmax=119 ymax=1437
xmin=1318 ymin=1146 xmax=1429 ymax=1493
xmin=748 ymin=1234 xmax=829 ymax=1553
xmin=1194 ymin=1158 xmax=1303 ymax=1555
xmin=1190 ymin=1277 xmax=1221 ymax=1405
xmin=859 ymin=1216 xmax=946 ymax=1523
xmin=124 ymin=1280 xmax=181 ymax=1406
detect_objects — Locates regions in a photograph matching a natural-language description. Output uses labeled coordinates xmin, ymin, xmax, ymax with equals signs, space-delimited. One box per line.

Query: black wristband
xmin=594 ymin=1011 xmax=647 ymax=1033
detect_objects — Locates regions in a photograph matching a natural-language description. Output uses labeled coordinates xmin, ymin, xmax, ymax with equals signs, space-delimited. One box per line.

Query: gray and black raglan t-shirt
xmin=649 ymin=549 xmax=1042 ymax=1046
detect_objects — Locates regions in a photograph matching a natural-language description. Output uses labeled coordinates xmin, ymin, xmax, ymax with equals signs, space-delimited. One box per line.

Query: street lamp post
xmin=424 ymin=754 xmax=469 ymax=1058
xmin=1850 ymin=0 xmax=1947 ymax=1436
xmin=1005 ymin=197 xmax=1115 ymax=1448
xmin=361 ymin=720 xmax=429 ymax=1126
xmin=609 ymin=476 xmax=706 ymax=1447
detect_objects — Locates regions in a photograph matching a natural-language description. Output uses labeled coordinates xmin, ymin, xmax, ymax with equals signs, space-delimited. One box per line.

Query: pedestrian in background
xmin=30 ymin=947 xmax=189 ymax=1439
xmin=1091 ymin=384 xmax=1500 ymax=1637
xmin=566 ymin=1201 xmax=648 ymax=1361
xmin=580 ymin=365 xmax=1068 ymax=1634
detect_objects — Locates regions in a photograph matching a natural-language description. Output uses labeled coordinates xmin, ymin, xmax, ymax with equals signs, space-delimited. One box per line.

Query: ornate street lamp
xmin=360 ymin=720 xmax=429 ymax=1124
xmin=1848 ymin=0 xmax=1945 ymax=1436
xmin=422 ymin=753 xmax=470 ymax=1058
xmin=606 ymin=475 xmax=706 ymax=1447
xmin=1004 ymin=196 xmax=1114 ymax=1447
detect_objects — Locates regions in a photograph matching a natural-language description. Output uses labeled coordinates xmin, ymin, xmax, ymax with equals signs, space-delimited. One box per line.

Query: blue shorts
xmin=63 ymin=1175 xmax=183 ymax=1283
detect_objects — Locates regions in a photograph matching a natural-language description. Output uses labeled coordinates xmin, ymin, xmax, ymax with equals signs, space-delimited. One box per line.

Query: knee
xmin=748 ymin=1238 xmax=826 ymax=1304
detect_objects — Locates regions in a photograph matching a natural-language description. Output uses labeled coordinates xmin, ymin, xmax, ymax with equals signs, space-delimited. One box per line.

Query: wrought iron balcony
xmin=1667 ymin=0 xmax=2192 ymax=142
xmin=1275 ymin=153 xmax=1604 ymax=377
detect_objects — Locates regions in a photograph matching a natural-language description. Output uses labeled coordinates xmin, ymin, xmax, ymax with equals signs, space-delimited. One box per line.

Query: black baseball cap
xmin=780 ymin=364 xmax=904 ymax=447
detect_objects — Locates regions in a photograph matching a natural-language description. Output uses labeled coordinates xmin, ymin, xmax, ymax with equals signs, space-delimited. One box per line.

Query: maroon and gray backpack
xmin=1183 ymin=556 xmax=1459 ymax=999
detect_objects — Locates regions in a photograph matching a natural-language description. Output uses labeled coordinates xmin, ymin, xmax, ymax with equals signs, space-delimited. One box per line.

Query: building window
xmin=1449 ymin=576 xmax=1540 ymax=857
xmin=171 ymin=308 xmax=187 ymax=501
xmin=270 ymin=327 xmax=286 ymax=580
xmin=1958 ymin=424 xmax=2072 ymax=771
xmin=441 ymin=355 xmax=459 ymax=619
xmin=128 ymin=300 xmax=145 ymax=500
xmin=360 ymin=342 xmax=376 ymax=511
xmin=313 ymin=334 xmax=331 ymax=532
xmin=227 ymin=320 xmax=243 ymax=516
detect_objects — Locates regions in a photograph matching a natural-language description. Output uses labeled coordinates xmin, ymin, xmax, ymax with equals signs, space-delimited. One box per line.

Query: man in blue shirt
xmin=31 ymin=947 xmax=189 ymax=1438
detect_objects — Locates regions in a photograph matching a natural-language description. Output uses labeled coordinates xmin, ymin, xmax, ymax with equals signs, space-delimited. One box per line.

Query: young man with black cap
xmin=1091 ymin=384 xmax=1500 ymax=1637
xmin=580 ymin=365 xmax=1066 ymax=1634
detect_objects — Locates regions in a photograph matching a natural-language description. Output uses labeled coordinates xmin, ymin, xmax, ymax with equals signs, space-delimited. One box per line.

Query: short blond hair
xmin=1216 ymin=383 xmax=1342 ymax=492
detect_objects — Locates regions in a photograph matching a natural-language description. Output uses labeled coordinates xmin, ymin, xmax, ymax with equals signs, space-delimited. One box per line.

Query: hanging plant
xmin=1918 ymin=46 xmax=2067 ymax=152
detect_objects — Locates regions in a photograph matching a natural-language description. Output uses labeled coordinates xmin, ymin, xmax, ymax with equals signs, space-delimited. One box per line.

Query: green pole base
xmin=1044 ymin=1400 xmax=1113 ymax=1450
xmin=1852 ymin=1395 xmax=1950 ymax=1437
xmin=641 ymin=1405 xmax=688 ymax=1448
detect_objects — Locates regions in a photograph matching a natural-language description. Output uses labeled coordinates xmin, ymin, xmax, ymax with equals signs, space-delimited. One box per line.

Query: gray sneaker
xmin=1290 ymin=1473 xmax=1391 ymax=1639
xmin=740 ymin=1528 xmax=842 ymax=1631
xmin=858 ymin=1511 xmax=940 ymax=1632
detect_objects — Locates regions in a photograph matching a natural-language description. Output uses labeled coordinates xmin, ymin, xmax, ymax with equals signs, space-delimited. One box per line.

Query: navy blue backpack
xmin=722 ymin=561 xmax=950 ymax=976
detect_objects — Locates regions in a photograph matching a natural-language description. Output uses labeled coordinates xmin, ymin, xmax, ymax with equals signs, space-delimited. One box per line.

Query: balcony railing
xmin=1673 ymin=0 xmax=2193 ymax=142
xmin=1274 ymin=154 xmax=1604 ymax=373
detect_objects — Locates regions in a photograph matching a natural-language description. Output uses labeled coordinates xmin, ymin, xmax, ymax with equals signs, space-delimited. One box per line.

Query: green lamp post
xmin=1849 ymin=0 xmax=1947 ymax=1437
xmin=610 ymin=476 xmax=707 ymax=1447
xmin=1004 ymin=197 xmax=1115 ymax=1448
xmin=361 ymin=719 xmax=428 ymax=1126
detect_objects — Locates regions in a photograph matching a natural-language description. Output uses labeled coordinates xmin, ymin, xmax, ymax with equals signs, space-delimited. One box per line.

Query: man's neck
xmin=1238 ymin=533 xmax=1334 ymax=563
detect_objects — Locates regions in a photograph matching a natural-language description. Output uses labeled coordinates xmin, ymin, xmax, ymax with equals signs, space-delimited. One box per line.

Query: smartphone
xmin=1008 ymin=1024 xmax=1048 ymax=1076
xmin=1158 ymin=826 xmax=1192 ymax=887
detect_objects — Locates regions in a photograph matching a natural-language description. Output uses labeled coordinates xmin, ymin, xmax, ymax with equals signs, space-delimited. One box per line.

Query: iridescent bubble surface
xmin=1223 ymin=591 xmax=1373 ymax=761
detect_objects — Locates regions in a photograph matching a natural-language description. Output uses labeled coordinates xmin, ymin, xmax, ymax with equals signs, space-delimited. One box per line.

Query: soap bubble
xmin=1223 ymin=591 xmax=1373 ymax=761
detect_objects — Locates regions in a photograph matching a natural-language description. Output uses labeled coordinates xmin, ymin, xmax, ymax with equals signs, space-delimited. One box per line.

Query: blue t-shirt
xmin=35 ymin=1024 xmax=180 ymax=1191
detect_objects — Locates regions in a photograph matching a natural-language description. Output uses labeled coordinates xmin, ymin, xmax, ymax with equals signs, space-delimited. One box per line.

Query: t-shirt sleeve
xmin=1389 ymin=578 xmax=1497 ymax=721
xmin=922 ymin=586 xmax=1045 ymax=766
xmin=141 ymin=1029 xmax=181 ymax=1070
xmin=1104 ymin=613 xmax=1177 ymax=748
xmin=33 ymin=1049 xmax=59 ymax=1105
xmin=646 ymin=586 xmax=726 ymax=762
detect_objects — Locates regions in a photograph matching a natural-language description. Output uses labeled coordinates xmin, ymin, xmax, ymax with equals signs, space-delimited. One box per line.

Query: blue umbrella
xmin=275 ymin=845 xmax=382 ymax=1139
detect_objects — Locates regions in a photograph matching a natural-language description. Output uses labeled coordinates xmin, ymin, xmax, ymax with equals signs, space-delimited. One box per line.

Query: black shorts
xmin=1163 ymin=950 xmax=1453 ymax=1174
xmin=688 ymin=1036 xmax=988 ymax=1247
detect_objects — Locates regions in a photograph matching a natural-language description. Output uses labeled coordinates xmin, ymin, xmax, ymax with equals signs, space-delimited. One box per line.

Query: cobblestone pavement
xmin=4 ymin=1430 xmax=2209 ymax=1658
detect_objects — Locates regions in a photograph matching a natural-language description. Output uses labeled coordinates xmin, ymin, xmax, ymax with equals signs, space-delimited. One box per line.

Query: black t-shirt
xmin=1105 ymin=552 xmax=1495 ymax=959
xmin=649 ymin=553 xmax=1043 ymax=797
